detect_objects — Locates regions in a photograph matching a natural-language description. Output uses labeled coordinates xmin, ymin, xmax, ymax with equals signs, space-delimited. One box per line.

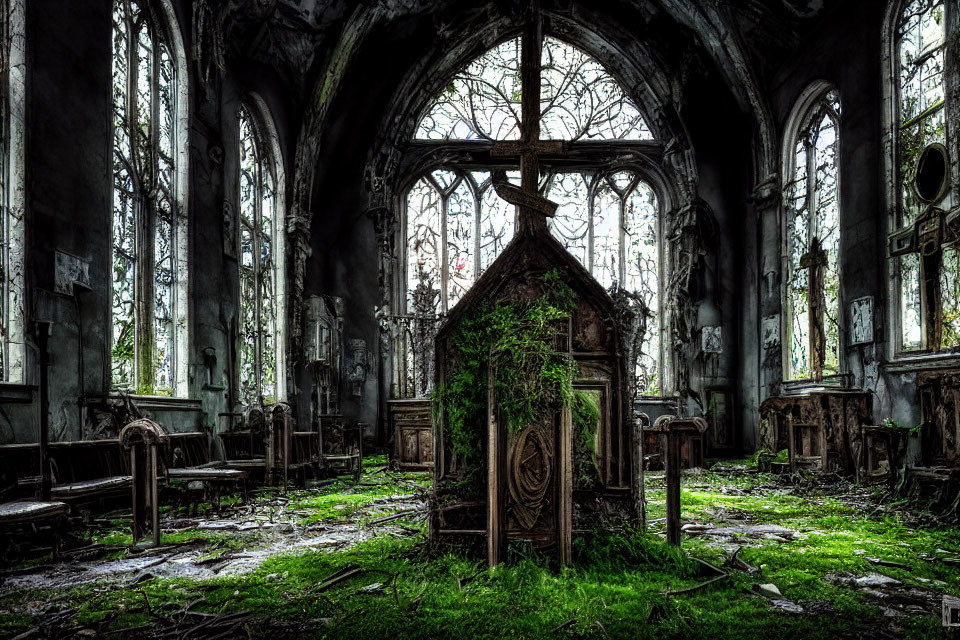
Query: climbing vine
xmin=433 ymin=269 xmax=578 ymax=494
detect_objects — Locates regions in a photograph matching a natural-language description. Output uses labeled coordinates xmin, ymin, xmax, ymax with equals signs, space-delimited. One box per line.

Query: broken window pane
xmin=406 ymin=176 xmax=443 ymax=315
xmin=592 ymin=176 xmax=621 ymax=290
xmin=476 ymin=172 xmax=515 ymax=272
xmin=623 ymin=180 xmax=660 ymax=395
xmin=446 ymin=179 xmax=476 ymax=308
xmin=546 ymin=172 xmax=590 ymax=268
xmin=894 ymin=0 xmax=948 ymax=353
xmin=940 ymin=247 xmax=960 ymax=348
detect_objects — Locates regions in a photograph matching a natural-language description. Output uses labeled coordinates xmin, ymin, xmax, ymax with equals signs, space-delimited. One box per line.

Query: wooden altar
xmin=758 ymin=388 xmax=872 ymax=475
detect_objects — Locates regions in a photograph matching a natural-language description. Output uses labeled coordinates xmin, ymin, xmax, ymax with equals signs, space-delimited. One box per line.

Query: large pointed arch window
xmin=237 ymin=103 xmax=284 ymax=404
xmin=395 ymin=34 xmax=664 ymax=398
xmin=0 ymin=0 xmax=24 ymax=383
xmin=111 ymin=0 xmax=188 ymax=395
xmin=783 ymin=89 xmax=841 ymax=381
xmin=887 ymin=0 xmax=957 ymax=354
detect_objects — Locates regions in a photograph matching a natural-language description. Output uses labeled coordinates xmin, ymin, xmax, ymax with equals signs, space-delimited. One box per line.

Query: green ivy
xmin=572 ymin=390 xmax=601 ymax=488
xmin=433 ymin=269 xmax=578 ymax=495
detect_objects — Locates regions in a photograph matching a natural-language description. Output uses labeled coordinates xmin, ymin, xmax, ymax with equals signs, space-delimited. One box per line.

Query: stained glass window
xmin=891 ymin=0 xmax=953 ymax=352
xmin=784 ymin=90 xmax=841 ymax=380
xmin=237 ymin=105 xmax=282 ymax=404
xmin=401 ymin=34 xmax=663 ymax=399
xmin=111 ymin=0 xmax=185 ymax=395
xmin=0 ymin=0 xmax=24 ymax=384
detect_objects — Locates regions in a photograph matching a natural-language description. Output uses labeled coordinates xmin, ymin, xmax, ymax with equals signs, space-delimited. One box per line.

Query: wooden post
xmin=150 ymin=443 xmax=160 ymax=547
xmin=120 ymin=419 xmax=167 ymax=548
xmin=634 ymin=416 xmax=647 ymax=530
xmin=787 ymin=417 xmax=797 ymax=473
xmin=665 ymin=430 xmax=681 ymax=546
xmin=487 ymin=361 xmax=503 ymax=567
xmin=38 ymin=323 xmax=51 ymax=501
xmin=129 ymin=447 xmax=139 ymax=544
xmin=558 ymin=404 xmax=573 ymax=567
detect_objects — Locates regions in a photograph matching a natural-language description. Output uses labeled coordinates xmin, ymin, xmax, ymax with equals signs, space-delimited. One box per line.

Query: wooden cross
xmin=489 ymin=15 xmax=566 ymax=235
xmin=799 ymin=236 xmax=828 ymax=377
xmin=890 ymin=205 xmax=959 ymax=350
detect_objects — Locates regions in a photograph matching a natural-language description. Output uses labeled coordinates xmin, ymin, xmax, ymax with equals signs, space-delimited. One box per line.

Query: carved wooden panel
xmin=917 ymin=370 xmax=960 ymax=469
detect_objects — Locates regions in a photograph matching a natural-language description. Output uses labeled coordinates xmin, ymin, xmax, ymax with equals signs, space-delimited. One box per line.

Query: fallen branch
xmin=665 ymin=574 xmax=728 ymax=596
xmin=367 ymin=509 xmax=426 ymax=526
xmin=315 ymin=564 xmax=363 ymax=592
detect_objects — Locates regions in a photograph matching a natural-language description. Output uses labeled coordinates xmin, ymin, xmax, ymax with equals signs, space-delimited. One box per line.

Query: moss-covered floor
xmin=1 ymin=456 xmax=958 ymax=639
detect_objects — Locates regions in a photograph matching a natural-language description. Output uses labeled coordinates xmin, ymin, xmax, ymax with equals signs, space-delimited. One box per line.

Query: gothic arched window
xmin=397 ymin=35 xmax=664 ymax=398
xmin=0 ymin=0 xmax=24 ymax=383
xmin=886 ymin=0 xmax=957 ymax=354
xmin=237 ymin=102 xmax=285 ymax=404
xmin=783 ymin=87 xmax=841 ymax=381
xmin=111 ymin=0 xmax=188 ymax=395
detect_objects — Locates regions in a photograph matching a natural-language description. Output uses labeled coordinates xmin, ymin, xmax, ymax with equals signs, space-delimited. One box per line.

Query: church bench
xmin=0 ymin=500 xmax=71 ymax=565
xmin=120 ymin=420 xmax=250 ymax=546
xmin=1 ymin=440 xmax=132 ymax=508
xmin=47 ymin=440 xmax=131 ymax=506
xmin=216 ymin=408 xmax=267 ymax=481
xmin=160 ymin=431 xmax=250 ymax=506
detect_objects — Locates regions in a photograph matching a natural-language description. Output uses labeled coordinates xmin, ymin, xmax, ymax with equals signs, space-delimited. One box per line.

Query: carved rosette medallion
xmin=508 ymin=422 xmax=555 ymax=530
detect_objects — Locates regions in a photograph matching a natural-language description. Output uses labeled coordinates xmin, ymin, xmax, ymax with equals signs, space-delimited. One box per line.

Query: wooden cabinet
xmin=390 ymin=400 xmax=434 ymax=470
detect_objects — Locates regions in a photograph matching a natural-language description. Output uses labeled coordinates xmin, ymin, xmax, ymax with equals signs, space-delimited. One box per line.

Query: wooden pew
xmin=120 ymin=419 xmax=248 ymax=547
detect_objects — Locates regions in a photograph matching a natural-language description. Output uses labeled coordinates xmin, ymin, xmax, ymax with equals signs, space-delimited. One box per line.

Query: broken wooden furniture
xmin=0 ymin=500 xmax=71 ymax=565
xmin=653 ymin=415 xmax=708 ymax=545
xmin=217 ymin=405 xmax=269 ymax=480
xmin=759 ymin=388 xmax=872 ymax=475
xmin=389 ymin=399 xmax=434 ymax=470
xmin=858 ymin=424 xmax=908 ymax=489
xmin=264 ymin=402 xmax=319 ymax=487
xmin=786 ymin=416 xmax=826 ymax=472
xmin=265 ymin=402 xmax=292 ymax=486
xmin=119 ymin=418 xmax=165 ymax=547
xmin=901 ymin=370 xmax=960 ymax=514
xmin=162 ymin=432 xmax=248 ymax=510
xmin=319 ymin=414 xmax=363 ymax=481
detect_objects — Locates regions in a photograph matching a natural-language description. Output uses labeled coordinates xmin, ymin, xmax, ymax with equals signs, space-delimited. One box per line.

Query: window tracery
xmin=0 ymin=0 xmax=24 ymax=383
xmin=783 ymin=89 xmax=841 ymax=381
xmin=884 ymin=0 xmax=959 ymax=355
xmin=237 ymin=104 xmax=284 ymax=404
xmin=396 ymin=35 xmax=664 ymax=399
xmin=111 ymin=0 xmax=187 ymax=395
